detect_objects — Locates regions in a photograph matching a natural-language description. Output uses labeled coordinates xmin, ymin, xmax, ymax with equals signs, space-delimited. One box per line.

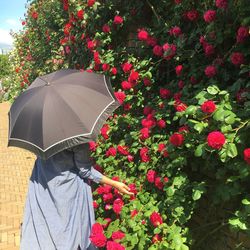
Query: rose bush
xmin=4 ymin=0 xmax=250 ymax=249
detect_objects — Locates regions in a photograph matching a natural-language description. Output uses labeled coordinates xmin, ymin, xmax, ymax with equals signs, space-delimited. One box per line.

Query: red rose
xmin=160 ymin=88 xmax=171 ymax=99
xmin=207 ymin=131 xmax=226 ymax=149
xmin=230 ymin=52 xmax=245 ymax=66
xmin=88 ymin=0 xmax=95 ymax=7
xmin=117 ymin=145 xmax=129 ymax=155
xmin=203 ymin=10 xmax=216 ymax=23
xmin=77 ymin=9 xmax=84 ymax=19
xmin=175 ymin=65 xmax=183 ymax=76
xmin=131 ymin=209 xmax=138 ymax=218
xmin=89 ymin=233 xmax=107 ymax=247
xmin=178 ymin=80 xmax=185 ymax=89
xmin=143 ymin=77 xmax=151 ymax=86
xmin=147 ymin=169 xmax=157 ymax=183
xmin=91 ymin=223 xmax=104 ymax=235
xmin=174 ymin=101 xmax=187 ymax=112
xmin=138 ymin=29 xmax=149 ymax=41
xmin=140 ymin=127 xmax=150 ymax=140
xmin=146 ymin=36 xmax=157 ymax=46
xmin=31 ymin=11 xmax=38 ymax=19
xmin=244 ymin=148 xmax=250 ymax=165
xmin=158 ymin=143 xmax=166 ymax=152
xmin=127 ymin=154 xmax=134 ymax=162
xmin=106 ymin=241 xmax=125 ymax=250
xmin=215 ymin=0 xmax=228 ymax=9
xmin=122 ymin=62 xmax=132 ymax=73
xmin=178 ymin=125 xmax=189 ymax=133
xmin=111 ymin=231 xmax=125 ymax=241
xmin=162 ymin=43 xmax=176 ymax=60
xmin=204 ymin=44 xmax=215 ymax=57
xmin=205 ymin=65 xmax=217 ymax=78
xmin=114 ymin=15 xmax=123 ymax=25
xmin=169 ymin=26 xmax=182 ymax=36
xmin=101 ymin=124 xmax=109 ymax=139
xmin=102 ymin=63 xmax=110 ymax=72
xmin=111 ymin=67 xmax=117 ymax=75
xmin=128 ymin=70 xmax=139 ymax=83
xmin=157 ymin=119 xmax=166 ymax=128
xmin=103 ymin=193 xmax=114 ymax=203
xmin=140 ymin=147 xmax=151 ymax=162
xmin=102 ymin=24 xmax=111 ymax=33
xmin=106 ymin=147 xmax=117 ymax=157
xmin=236 ymin=26 xmax=249 ymax=43
xmin=89 ymin=141 xmax=97 ymax=151
xmin=152 ymin=234 xmax=162 ymax=243
xmin=114 ymin=91 xmax=126 ymax=104
xmin=113 ymin=198 xmax=124 ymax=214
xmin=121 ymin=81 xmax=132 ymax=90
xmin=150 ymin=211 xmax=163 ymax=227
xmin=169 ymin=133 xmax=184 ymax=147
xmin=154 ymin=177 xmax=164 ymax=190
xmin=87 ymin=40 xmax=96 ymax=50
xmin=153 ymin=45 xmax=163 ymax=56
xmin=186 ymin=9 xmax=199 ymax=21
xmin=63 ymin=23 xmax=72 ymax=36
xmin=201 ymin=100 xmax=216 ymax=113
xmin=93 ymin=200 xmax=99 ymax=209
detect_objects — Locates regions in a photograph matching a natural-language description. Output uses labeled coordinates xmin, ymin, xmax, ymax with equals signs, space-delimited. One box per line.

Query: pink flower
xmin=155 ymin=177 xmax=164 ymax=190
xmin=140 ymin=147 xmax=151 ymax=162
xmin=111 ymin=231 xmax=125 ymax=241
xmin=215 ymin=0 xmax=228 ymax=9
xmin=203 ymin=10 xmax=216 ymax=23
xmin=150 ymin=211 xmax=163 ymax=227
xmin=162 ymin=43 xmax=176 ymax=60
xmin=102 ymin=24 xmax=111 ymax=33
xmin=160 ymin=88 xmax=171 ymax=99
xmin=175 ymin=65 xmax=183 ymax=76
xmin=204 ymin=44 xmax=215 ymax=56
xmin=207 ymin=131 xmax=226 ymax=149
xmin=169 ymin=26 xmax=182 ymax=36
xmin=201 ymin=100 xmax=216 ymax=113
xmin=89 ymin=233 xmax=107 ymax=247
xmin=205 ymin=65 xmax=217 ymax=78
xmin=153 ymin=45 xmax=163 ymax=56
xmin=122 ymin=62 xmax=133 ymax=73
xmin=89 ymin=141 xmax=97 ymax=151
xmin=106 ymin=147 xmax=117 ymax=157
xmin=114 ymin=15 xmax=123 ymax=25
xmin=102 ymin=63 xmax=110 ymax=72
xmin=147 ymin=169 xmax=157 ymax=183
xmin=138 ymin=29 xmax=149 ymax=41
xmin=236 ymin=26 xmax=249 ymax=43
xmin=117 ymin=145 xmax=129 ymax=155
xmin=169 ymin=133 xmax=184 ymax=147
xmin=140 ymin=127 xmax=150 ymax=140
xmin=121 ymin=81 xmax=132 ymax=90
xmin=111 ymin=67 xmax=117 ymax=75
xmin=106 ymin=241 xmax=125 ymax=250
xmin=230 ymin=52 xmax=245 ymax=66
xmin=127 ymin=154 xmax=134 ymax=162
xmin=157 ymin=119 xmax=166 ymax=128
xmin=113 ymin=198 xmax=124 ymax=214
xmin=186 ymin=9 xmax=199 ymax=21
xmin=114 ymin=91 xmax=126 ymax=104
xmin=243 ymin=148 xmax=250 ymax=165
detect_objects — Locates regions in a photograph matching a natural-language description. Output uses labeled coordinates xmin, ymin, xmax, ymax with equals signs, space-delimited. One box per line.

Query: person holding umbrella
xmin=7 ymin=69 xmax=134 ymax=250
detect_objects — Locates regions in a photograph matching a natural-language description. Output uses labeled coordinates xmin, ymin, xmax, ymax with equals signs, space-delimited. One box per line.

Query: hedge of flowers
xmin=5 ymin=0 xmax=250 ymax=249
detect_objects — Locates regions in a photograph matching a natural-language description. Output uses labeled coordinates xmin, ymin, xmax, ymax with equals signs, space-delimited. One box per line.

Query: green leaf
xmin=226 ymin=143 xmax=238 ymax=158
xmin=242 ymin=198 xmax=250 ymax=205
xmin=194 ymin=123 xmax=204 ymax=133
xmin=207 ymin=85 xmax=219 ymax=95
xmin=195 ymin=144 xmax=205 ymax=157
xmin=229 ymin=217 xmax=247 ymax=230
xmin=185 ymin=105 xmax=197 ymax=115
xmin=153 ymin=227 xmax=161 ymax=234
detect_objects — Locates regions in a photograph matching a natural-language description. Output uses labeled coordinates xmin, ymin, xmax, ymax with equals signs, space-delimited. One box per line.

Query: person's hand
xmin=113 ymin=181 xmax=134 ymax=196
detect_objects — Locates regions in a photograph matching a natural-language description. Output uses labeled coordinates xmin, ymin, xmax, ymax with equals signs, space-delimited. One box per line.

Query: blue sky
xmin=0 ymin=0 xmax=28 ymax=46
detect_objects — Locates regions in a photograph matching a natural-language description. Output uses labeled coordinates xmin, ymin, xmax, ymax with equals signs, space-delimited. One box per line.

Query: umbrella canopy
xmin=7 ymin=69 xmax=120 ymax=160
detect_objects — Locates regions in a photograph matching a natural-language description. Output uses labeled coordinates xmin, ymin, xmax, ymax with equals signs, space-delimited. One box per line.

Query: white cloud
xmin=0 ymin=28 xmax=14 ymax=46
xmin=6 ymin=19 xmax=19 ymax=27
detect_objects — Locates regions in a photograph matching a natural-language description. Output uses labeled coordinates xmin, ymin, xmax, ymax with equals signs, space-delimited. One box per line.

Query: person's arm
xmin=72 ymin=143 xmax=134 ymax=195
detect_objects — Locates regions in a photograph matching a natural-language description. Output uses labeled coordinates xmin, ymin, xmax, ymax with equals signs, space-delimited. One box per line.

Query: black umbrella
xmin=7 ymin=69 xmax=121 ymax=160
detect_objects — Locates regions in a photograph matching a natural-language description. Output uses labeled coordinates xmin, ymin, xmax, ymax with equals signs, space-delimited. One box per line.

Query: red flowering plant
xmin=4 ymin=0 xmax=250 ymax=249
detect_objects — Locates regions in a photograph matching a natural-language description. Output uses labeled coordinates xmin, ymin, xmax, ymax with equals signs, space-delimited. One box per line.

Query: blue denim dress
xmin=20 ymin=143 xmax=103 ymax=250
